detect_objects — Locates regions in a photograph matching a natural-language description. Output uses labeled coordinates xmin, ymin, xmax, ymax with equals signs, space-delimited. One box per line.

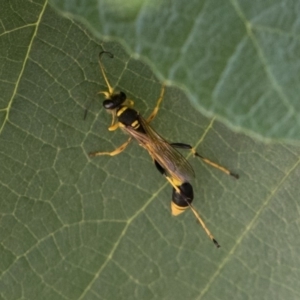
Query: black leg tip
xmin=213 ymin=239 xmax=221 ymax=248
xmin=231 ymin=172 xmax=239 ymax=179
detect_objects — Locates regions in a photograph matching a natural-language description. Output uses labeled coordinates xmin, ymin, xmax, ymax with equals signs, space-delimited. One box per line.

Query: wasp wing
xmin=124 ymin=115 xmax=195 ymax=183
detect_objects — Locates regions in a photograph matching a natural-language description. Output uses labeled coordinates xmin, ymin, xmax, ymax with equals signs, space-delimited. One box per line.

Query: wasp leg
xmin=163 ymin=173 xmax=220 ymax=248
xmin=154 ymin=160 xmax=220 ymax=247
xmin=89 ymin=137 xmax=132 ymax=157
xmin=171 ymin=143 xmax=239 ymax=179
xmin=171 ymin=182 xmax=220 ymax=247
xmin=146 ymin=85 xmax=166 ymax=123
xmin=108 ymin=118 xmax=119 ymax=131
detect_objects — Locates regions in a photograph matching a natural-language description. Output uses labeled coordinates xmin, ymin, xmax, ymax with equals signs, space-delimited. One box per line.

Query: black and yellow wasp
xmin=89 ymin=51 xmax=239 ymax=248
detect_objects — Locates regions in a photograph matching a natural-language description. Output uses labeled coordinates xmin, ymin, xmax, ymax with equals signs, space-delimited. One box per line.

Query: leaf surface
xmin=49 ymin=0 xmax=300 ymax=142
xmin=0 ymin=3 xmax=300 ymax=300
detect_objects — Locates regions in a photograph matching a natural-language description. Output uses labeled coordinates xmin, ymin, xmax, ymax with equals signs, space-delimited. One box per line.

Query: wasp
xmin=89 ymin=51 xmax=239 ymax=248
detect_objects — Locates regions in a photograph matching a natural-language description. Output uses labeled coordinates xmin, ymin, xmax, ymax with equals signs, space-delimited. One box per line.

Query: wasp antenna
xmin=99 ymin=51 xmax=114 ymax=59
xmin=186 ymin=201 xmax=220 ymax=248
xmin=99 ymin=51 xmax=114 ymax=95
xmin=85 ymin=51 xmax=115 ymax=120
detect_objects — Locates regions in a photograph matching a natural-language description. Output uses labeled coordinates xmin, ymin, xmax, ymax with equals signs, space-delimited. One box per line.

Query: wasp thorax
xmin=103 ymin=92 xmax=127 ymax=110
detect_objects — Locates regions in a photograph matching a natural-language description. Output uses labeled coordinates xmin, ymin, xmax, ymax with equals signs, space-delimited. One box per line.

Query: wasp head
xmin=103 ymin=91 xmax=127 ymax=110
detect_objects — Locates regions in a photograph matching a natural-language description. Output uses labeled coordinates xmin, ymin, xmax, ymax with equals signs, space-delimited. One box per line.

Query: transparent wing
xmin=125 ymin=115 xmax=195 ymax=183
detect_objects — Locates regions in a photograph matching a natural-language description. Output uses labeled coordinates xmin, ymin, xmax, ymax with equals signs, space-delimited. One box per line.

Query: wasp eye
xmin=103 ymin=100 xmax=115 ymax=109
xmin=103 ymin=92 xmax=127 ymax=109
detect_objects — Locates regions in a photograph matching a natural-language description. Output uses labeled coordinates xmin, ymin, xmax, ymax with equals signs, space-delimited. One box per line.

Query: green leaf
xmin=1 ymin=3 xmax=300 ymax=300
xmin=49 ymin=0 xmax=300 ymax=142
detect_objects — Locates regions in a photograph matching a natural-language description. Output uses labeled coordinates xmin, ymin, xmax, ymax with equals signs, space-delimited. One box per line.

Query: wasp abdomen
xmin=171 ymin=182 xmax=194 ymax=216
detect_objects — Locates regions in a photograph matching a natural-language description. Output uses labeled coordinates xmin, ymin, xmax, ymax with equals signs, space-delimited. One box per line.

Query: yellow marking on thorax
xmin=131 ymin=120 xmax=140 ymax=129
xmin=117 ymin=106 xmax=128 ymax=117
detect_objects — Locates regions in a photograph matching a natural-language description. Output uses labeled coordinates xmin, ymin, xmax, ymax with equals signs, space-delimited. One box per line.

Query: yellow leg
xmin=188 ymin=203 xmax=220 ymax=248
xmin=146 ymin=85 xmax=165 ymax=123
xmin=191 ymin=149 xmax=239 ymax=179
xmin=171 ymin=143 xmax=239 ymax=179
xmin=108 ymin=120 xmax=120 ymax=131
xmin=89 ymin=137 xmax=132 ymax=157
